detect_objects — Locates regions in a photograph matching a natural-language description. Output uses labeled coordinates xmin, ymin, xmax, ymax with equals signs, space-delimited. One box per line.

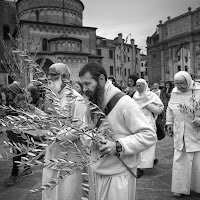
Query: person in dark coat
xmin=4 ymin=82 xmax=33 ymax=186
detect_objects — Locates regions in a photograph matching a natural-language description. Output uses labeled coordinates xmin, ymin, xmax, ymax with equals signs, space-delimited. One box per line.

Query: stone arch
xmin=31 ymin=10 xmax=35 ymax=18
xmin=68 ymin=57 xmax=72 ymax=63
xmin=173 ymin=44 xmax=191 ymax=74
xmin=63 ymin=57 xmax=67 ymax=63
xmin=58 ymin=10 xmax=62 ymax=16
xmin=76 ymin=29 xmax=81 ymax=35
xmin=57 ymin=57 xmax=62 ymax=62
xmin=40 ymin=9 xmax=44 ymax=16
xmin=29 ymin=25 xmax=35 ymax=32
xmin=47 ymin=9 xmax=52 ymax=15
xmin=53 ymin=9 xmax=57 ymax=15
xmin=48 ymin=26 xmax=52 ymax=33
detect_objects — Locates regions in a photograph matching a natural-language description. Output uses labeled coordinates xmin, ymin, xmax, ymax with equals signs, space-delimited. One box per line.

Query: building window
xmin=153 ymin=54 xmax=156 ymax=59
xmin=141 ymin=72 xmax=144 ymax=78
xmin=110 ymin=66 xmax=114 ymax=75
xmin=178 ymin=65 xmax=181 ymax=71
xmin=185 ymin=57 xmax=188 ymax=63
xmin=42 ymin=38 xmax=48 ymax=51
xmin=136 ymin=57 xmax=138 ymax=65
xmin=109 ymin=50 xmax=113 ymax=59
xmin=117 ymin=55 xmax=118 ymax=59
xmin=141 ymin=63 xmax=143 ymax=67
xmin=3 ymin=25 xmax=10 ymax=40
xmin=177 ymin=56 xmax=181 ymax=61
xmin=128 ymin=57 xmax=130 ymax=62
xmin=128 ymin=69 xmax=130 ymax=76
xmin=124 ymin=68 xmax=127 ymax=76
xmin=102 ymin=40 xmax=106 ymax=46
xmin=185 ymin=66 xmax=188 ymax=71
xmin=127 ymin=48 xmax=129 ymax=53
xmin=97 ymin=49 xmax=102 ymax=56
xmin=124 ymin=55 xmax=126 ymax=63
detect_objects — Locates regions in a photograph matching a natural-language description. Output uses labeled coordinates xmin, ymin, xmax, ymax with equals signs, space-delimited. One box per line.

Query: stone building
xmin=140 ymin=53 xmax=148 ymax=82
xmin=147 ymin=6 xmax=200 ymax=86
xmin=0 ymin=0 xmax=16 ymax=85
xmin=16 ymin=0 xmax=101 ymax=82
xmin=97 ymin=33 xmax=141 ymax=87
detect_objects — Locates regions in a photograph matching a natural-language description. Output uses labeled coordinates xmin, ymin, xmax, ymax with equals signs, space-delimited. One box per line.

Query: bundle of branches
xmin=0 ymin=82 xmax=115 ymax=196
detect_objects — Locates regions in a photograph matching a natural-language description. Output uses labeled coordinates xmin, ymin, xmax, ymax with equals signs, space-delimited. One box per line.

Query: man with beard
xmin=42 ymin=63 xmax=86 ymax=200
xmin=79 ymin=62 xmax=157 ymax=200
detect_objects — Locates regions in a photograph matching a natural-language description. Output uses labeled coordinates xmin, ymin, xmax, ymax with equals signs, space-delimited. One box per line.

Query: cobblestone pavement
xmin=0 ymin=132 xmax=200 ymax=200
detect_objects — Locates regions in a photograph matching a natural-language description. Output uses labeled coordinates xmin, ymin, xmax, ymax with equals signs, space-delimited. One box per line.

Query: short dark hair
xmin=79 ymin=62 xmax=107 ymax=82
xmin=128 ymin=74 xmax=139 ymax=86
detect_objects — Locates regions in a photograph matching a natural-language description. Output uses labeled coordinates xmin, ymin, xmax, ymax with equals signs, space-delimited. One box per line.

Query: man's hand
xmin=99 ymin=140 xmax=117 ymax=157
xmin=192 ymin=117 xmax=200 ymax=127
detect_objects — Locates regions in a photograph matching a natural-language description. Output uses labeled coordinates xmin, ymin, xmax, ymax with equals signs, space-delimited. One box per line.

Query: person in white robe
xmin=79 ymin=62 xmax=157 ymax=200
xmin=133 ymin=79 xmax=164 ymax=177
xmin=42 ymin=63 xmax=86 ymax=200
xmin=166 ymin=71 xmax=200 ymax=197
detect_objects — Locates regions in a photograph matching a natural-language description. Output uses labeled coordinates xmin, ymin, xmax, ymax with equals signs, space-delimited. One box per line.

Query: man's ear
xmin=98 ymin=74 xmax=106 ymax=86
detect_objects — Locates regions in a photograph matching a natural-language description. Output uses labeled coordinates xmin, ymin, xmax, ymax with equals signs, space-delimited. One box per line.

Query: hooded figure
xmin=133 ymin=79 xmax=163 ymax=177
xmin=166 ymin=71 xmax=200 ymax=197
xmin=42 ymin=63 xmax=86 ymax=200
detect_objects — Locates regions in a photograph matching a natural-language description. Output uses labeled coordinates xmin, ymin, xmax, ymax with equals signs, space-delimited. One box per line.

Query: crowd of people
xmin=0 ymin=62 xmax=200 ymax=200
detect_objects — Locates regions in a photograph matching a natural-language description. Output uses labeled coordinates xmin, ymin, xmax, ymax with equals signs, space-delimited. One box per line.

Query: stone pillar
xmin=169 ymin=47 xmax=174 ymax=81
xmin=189 ymin=41 xmax=196 ymax=77
xmin=131 ymin=39 xmax=135 ymax=73
xmin=161 ymin=49 xmax=165 ymax=83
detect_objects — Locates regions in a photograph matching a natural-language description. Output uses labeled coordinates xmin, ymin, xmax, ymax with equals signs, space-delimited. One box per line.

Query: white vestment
xmin=42 ymin=87 xmax=86 ymax=200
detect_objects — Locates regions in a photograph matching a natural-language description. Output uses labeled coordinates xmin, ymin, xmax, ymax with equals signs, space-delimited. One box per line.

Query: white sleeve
xmin=118 ymin=105 xmax=157 ymax=155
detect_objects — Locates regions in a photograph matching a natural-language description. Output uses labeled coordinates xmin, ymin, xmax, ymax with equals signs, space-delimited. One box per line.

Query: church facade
xmin=147 ymin=6 xmax=200 ymax=86
xmin=16 ymin=0 xmax=101 ymax=81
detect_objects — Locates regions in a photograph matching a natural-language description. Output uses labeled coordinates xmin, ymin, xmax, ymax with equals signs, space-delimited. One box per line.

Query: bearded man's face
xmin=48 ymin=68 xmax=62 ymax=94
xmin=80 ymin=72 xmax=104 ymax=110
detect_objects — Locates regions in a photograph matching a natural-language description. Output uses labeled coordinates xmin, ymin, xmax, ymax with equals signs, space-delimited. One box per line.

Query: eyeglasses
xmin=48 ymin=73 xmax=59 ymax=77
xmin=174 ymin=82 xmax=187 ymax=87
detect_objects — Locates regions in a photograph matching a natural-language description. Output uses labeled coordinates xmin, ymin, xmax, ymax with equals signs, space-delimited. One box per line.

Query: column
xmin=189 ymin=41 xmax=196 ymax=77
xmin=161 ymin=49 xmax=165 ymax=83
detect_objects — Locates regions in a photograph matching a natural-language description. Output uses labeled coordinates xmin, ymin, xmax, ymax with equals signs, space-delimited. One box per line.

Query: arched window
xmin=42 ymin=38 xmax=48 ymax=51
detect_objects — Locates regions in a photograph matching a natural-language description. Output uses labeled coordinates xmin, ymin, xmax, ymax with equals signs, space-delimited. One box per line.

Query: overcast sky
xmin=82 ymin=0 xmax=200 ymax=53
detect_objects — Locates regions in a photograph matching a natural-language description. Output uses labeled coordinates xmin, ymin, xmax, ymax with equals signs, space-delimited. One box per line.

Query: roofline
xmin=34 ymin=51 xmax=90 ymax=56
xmin=20 ymin=20 xmax=97 ymax=30
xmin=16 ymin=0 xmax=85 ymax=10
